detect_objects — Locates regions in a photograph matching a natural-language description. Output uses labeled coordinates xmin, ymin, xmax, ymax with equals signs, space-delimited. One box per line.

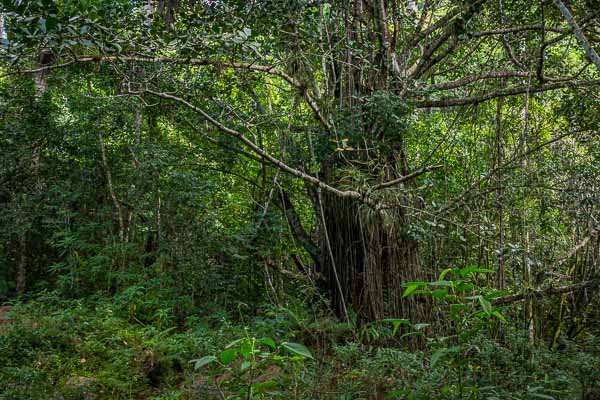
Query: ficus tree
xmin=1 ymin=0 xmax=598 ymax=328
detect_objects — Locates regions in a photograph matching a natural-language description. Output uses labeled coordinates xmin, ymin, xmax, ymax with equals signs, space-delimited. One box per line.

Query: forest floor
xmin=1 ymin=292 xmax=599 ymax=399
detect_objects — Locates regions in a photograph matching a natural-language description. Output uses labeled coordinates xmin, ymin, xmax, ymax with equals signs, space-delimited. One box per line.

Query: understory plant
xmin=401 ymin=265 xmax=509 ymax=399
xmin=191 ymin=334 xmax=313 ymax=399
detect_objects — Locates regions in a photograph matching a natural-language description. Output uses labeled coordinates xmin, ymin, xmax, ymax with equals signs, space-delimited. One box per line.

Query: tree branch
xmin=431 ymin=71 xmax=532 ymax=90
xmin=134 ymin=89 xmax=363 ymax=201
xmin=493 ymin=279 xmax=600 ymax=306
xmin=552 ymin=0 xmax=600 ymax=73
xmin=415 ymin=79 xmax=600 ymax=108
xmin=2 ymin=55 xmax=333 ymax=134
xmin=371 ymin=165 xmax=443 ymax=191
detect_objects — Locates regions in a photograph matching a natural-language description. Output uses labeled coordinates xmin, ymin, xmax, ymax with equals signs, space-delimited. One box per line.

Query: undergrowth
xmin=1 ymin=291 xmax=599 ymax=399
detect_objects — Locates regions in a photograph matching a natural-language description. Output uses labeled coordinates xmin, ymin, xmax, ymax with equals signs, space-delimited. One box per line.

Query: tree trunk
xmin=16 ymin=232 xmax=26 ymax=294
xmin=320 ymin=192 xmax=430 ymax=323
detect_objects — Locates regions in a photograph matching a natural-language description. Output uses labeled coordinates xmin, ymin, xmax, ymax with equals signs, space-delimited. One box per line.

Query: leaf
xmin=527 ymin=393 xmax=555 ymax=400
xmin=484 ymin=290 xmax=508 ymax=300
xmin=381 ymin=318 xmax=411 ymax=335
xmin=403 ymin=284 xmax=419 ymax=298
xmin=492 ymin=310 xmax=507 ymax=322
xmin=239 ymin=339 xmax=253 ymax=358
xmin=225 ymin=338 xmax=244 ymax=349
xmin=413 ymin=323 xmax=430 ymax=331
xmin=456 ymin=283 xmax=474 ymax=293
xmin=429 ymin=280 xmax=453 ymax=287
xmin=219 ymin=348 xmax=237 ymax=365
xmin=386 ymin=389 xmax=412 ymax=399
xmin=430 ymin=346 xmax=460 ymax=368
xmin=191 ymin=356 xmax=216 ymax=370
xmin=258 ymin=337 xmax=277 ymax=349
xmin=240 ymin=360 xmax=253 ymax=371
xmin=478 ymin=296 xmax=492 ymax=315
xmin=281 ymin=342 xmax=313 ymax=359
xmin=460 ymin=265 xmax=495 ymax=277
xmin=400 ymin=331 xmax=424 ymax=339
xmin=38 ymin=17 xmax=46 ymax=33
xmin=252 ymin=380 xmax=277 ymax=391
xmin=430 ymin=348 xmax=446 ymax=368
xmin=401 ymin=281 xmax=428 ymax=288
xmin=439 ymin=268 xmax=453 ymax=280
xmin=432 ymin=288 xmax=448 ymax=299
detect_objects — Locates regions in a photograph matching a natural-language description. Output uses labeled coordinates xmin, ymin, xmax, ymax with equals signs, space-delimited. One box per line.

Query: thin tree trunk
xmin=16 ymin=231 xmax=26 ymax=294
xmin=98 ymin=131 xmax=124 ymax=241
xmin=520 ymin=84 xmax=535 ymax=344
xmin=494 ymin=97 xmax=506 ymax=290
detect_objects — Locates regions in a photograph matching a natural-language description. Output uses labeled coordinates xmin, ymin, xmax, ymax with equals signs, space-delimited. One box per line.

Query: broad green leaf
xmin=191 ymin=355 xmax=216 ymax=370
xmin=252 ymin=380 xmax=277 ymax=391
xmin=456 ymin=283 xmax=474 ymax=293
xmin=281 ymin=342 xmax=313 ymax=359
xmin=400 ymin=331 xmax=424 ymax=339
xmin=258 ymin=337 xmax=277 ymax=349
xmin=239 ymin=338 xmax=254 ymax=358
xmin=403 ymin=284 xmax=418 ymax=298
xmin=219 ymin=348 xmax=237 ymax=365
xmin=484 ymin=290 xmax=508 ymax=300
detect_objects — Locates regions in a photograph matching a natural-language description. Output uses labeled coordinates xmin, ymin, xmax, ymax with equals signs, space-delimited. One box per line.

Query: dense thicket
xmin=0 ymin=0 xmax=599 ymax=399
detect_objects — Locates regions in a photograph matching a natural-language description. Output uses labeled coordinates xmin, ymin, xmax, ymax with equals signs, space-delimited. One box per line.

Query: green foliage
xmin=191 ymin=335 xmax=312 ymax=399
xmin=1 ymin=0 xmax=600 ymax=399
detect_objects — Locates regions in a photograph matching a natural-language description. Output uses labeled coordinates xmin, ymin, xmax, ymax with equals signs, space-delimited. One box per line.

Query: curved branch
xmin=134 ymin=89 xmax=362 ymax=201
xmin=415 ymin=79 xmax=600 ymax=108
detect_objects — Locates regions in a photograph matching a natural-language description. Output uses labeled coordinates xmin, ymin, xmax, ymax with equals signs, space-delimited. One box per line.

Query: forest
xmin=0 ymin=0 xmax=599 ymax=399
